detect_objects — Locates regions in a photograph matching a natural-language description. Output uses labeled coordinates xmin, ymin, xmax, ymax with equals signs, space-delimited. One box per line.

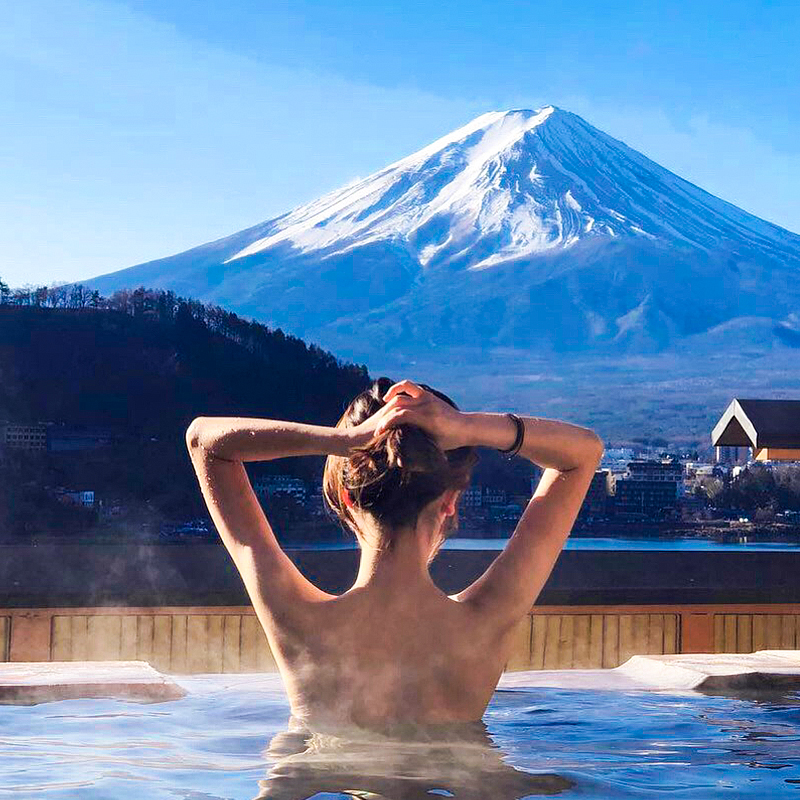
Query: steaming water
xmin=1 ymin=674 xmax=799 ymax=798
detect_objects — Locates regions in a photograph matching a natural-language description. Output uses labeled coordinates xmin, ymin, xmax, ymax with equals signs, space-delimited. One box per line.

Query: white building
xmin=462 ymin=485 xmax=483 ymax=508
xmin=253 ymin=474 xmax=307 ymax=502
xmin=602 ymin=447 xmax=635 ymax=467
xmin=56 ymin=489 xmax=95 ymax=508
xmin=3 ymin=423 xmax=47 ymax=450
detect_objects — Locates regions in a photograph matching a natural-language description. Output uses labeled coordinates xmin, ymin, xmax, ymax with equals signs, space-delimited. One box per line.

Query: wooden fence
xmin=2 ymin=605 xmax=799 ymax=673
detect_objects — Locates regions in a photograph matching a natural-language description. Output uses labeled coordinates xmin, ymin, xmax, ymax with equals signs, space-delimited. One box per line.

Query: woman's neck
xmin=350 ymin=525 xmax=440 ymax=593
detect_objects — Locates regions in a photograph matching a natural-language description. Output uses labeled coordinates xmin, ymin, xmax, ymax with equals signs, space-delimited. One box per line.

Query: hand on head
xmin=358 ymin=379 xmax=468 ymax=452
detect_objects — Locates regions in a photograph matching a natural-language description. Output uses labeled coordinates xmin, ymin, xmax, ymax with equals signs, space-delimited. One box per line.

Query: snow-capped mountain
xmin=81 ymin=107 xmax=800 ymax=430
xmin=225 ymin=106 xmax=798 ymax=271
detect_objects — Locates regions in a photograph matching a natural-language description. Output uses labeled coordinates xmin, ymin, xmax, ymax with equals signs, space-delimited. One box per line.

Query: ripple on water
xmin=0 ymin=681 xmax=798 ymax=798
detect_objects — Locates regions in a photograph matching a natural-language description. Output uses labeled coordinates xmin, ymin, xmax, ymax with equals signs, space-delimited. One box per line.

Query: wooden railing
xmin=2 ymin=604 xmax=799 ymax=673
xmin=0 ymin=616 xmax=8 ymax=662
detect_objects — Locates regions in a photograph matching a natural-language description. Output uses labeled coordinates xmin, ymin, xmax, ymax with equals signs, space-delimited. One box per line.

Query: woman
xmin=186 ymin=377 xmax=603 ymax=731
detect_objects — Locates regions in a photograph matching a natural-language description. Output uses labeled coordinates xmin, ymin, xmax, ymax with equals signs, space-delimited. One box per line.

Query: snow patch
xmin=564 ymin=190 xmax=582 ymax=212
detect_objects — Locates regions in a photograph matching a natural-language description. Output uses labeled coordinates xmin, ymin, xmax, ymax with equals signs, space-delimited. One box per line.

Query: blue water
xmin=1 ymin=674 xmax=799 ymax=798
xmin=284 ymin=537 xmax=800 ymax=552
xmin=466 ymin=537 xmax=800 ymax=552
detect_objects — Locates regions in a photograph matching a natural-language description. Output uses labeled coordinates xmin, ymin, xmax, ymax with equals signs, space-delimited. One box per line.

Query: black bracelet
xmin=498 ymin=413 xmax=524 ymax=458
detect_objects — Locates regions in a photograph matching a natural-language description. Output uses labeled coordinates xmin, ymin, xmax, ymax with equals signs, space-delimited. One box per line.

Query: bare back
xmin=264 ymin=586 xmax=514 ymax=728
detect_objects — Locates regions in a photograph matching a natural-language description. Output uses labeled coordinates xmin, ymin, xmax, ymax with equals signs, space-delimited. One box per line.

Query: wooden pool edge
xmin=2 ymin=603 xmax=799 ymax=673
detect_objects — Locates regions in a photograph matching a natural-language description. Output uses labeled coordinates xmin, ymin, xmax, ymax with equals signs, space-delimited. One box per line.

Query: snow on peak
xmin=226 ymin=106 xmax=798 ymax=270
xmin=418 ymin=105 xmax=556 ymax=153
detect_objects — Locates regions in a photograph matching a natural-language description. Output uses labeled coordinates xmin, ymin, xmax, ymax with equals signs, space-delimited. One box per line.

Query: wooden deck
xmin=2 ymin=604 xmax=799 ymax=673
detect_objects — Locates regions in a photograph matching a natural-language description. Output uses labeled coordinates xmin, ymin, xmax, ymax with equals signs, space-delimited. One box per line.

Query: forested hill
xmin=0 ymin=286 xmax=371 ymax=433
xmin=0 ymin=286 xmax=372 ymax=538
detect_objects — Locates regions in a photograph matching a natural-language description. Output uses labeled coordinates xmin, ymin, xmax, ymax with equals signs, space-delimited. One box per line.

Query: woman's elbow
xmin=185 ymin=417 xmax=207 ymax=452
xmin=585 ymin=430 xmax=604 ymax=465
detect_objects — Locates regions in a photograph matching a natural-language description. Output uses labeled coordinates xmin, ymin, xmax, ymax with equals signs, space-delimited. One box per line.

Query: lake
xmin=284 ymin=536 xmax=800 ymax=552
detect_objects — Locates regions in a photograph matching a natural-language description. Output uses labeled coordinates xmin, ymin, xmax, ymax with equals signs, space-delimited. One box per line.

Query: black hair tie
xmin=498 ymin=413 xmax=524 ymax=459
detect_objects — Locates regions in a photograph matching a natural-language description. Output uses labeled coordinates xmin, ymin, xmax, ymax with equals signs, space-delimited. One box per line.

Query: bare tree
xmin=69 ymin=283 xmax=90 ymax=308
xmin=48 ymin=282 xmax=70 ymax=308
xmin=13 ymin=285 xmax=32 ymax=305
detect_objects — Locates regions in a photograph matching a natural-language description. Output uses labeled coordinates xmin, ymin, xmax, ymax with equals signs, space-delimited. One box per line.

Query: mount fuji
xmin=81 ymin=107 xmax=800 ymax=440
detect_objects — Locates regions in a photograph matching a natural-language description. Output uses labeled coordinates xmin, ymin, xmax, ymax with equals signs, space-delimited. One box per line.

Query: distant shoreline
xmin=4 ymin=519 xmax=800 ymax=548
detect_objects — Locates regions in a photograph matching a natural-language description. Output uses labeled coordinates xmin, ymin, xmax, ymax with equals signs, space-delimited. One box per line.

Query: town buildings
xmin=0 ymin=421 xmax=120 ymax=453
xmin=578 ymin=470 xmax=611 ymax=521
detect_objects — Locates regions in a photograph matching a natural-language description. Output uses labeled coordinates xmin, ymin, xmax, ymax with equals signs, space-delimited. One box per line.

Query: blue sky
xmin=2 ymin=0 xmax=798 ymax=288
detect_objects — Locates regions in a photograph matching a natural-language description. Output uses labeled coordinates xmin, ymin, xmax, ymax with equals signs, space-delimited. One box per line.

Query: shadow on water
xmin=253 ymin=717 xmax=574 ymax=800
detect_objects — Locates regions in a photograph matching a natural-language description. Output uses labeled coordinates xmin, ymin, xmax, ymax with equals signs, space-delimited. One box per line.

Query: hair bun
xmin=323 ymin=377 xmax=479 ymax=548
xmin=384 ymin=427 xmax=404 ymax=470
xmin=384 ymin=424 xmax=448 ymax=479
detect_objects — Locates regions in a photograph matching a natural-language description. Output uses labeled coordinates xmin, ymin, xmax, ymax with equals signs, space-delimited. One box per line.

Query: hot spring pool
xmin=1 ymin=673 xmax=799 ymax=798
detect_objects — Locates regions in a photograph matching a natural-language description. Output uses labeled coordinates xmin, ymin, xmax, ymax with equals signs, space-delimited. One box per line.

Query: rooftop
xmin=712 ymin=398 xmax=800 ymax=451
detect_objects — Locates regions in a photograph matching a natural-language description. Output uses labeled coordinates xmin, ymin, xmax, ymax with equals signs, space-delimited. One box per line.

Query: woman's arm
xmin=462 ymin=412 xmax=603 ymax=472
xmin=453 ymin=412 xmax=604 ymax=626
xmin=186 ymin=416 xmax=357 ymax=462
xmin=184 ymin=412 xmax=393 ymax=619
xmin=184 ymin=417 xmax=364 ymax=625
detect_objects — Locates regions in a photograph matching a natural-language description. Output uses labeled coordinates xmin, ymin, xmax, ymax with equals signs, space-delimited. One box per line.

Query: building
xmin=612 ymin=460 xmax=683 ymax=520
xmin=461 ymin=485 xmax=483 ymax=509
xmin=488 ymin=502 xmax=522 ymax=521
xmin=509 ymin=493 xmax=530 ymax=510
xmin=601 ymin=447 xmax=635 ymax=468
xmin=55 ymin=489 xmax=95 ymax=508
xmin=715 ymin=445 xmax=749 ymax=465
xmin=482 ymin=487 xmax=506 ymax=506
xmin=47 ymin=426 xmax=119 ymax=452
xmin=626 ymin=460 xmax=684 ymax=482
xmin=685 ymin=463 xmax=721 ymax=479
xmin=305 ymin=484 xmax=327 ymax=516
xmin=712 ymin=398 xmax=800 ymax=462
xmin=578 ymin=470 xmax=611 ymax=521
xmin=253 ymin=474 xmax=307 ymax=502
xmin=2 ymin=423 xmax=47 ymax=450
xmin=613 ymin=479 xmax=679 ymax=519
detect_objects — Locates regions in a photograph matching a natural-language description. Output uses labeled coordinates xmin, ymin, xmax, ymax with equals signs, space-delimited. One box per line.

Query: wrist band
xmin=498 ymin=413 xmax=524 ymax=458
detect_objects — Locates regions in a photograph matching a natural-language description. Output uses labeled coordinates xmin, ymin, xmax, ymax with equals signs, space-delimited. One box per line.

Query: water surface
xmin=284 ymin=537 xmax=800 ymax=552
xmin=1 ymin=674 xmax=799 ymax=798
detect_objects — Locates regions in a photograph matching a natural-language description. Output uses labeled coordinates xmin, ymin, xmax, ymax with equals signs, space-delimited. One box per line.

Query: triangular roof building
xmin=712 ymin=399 xmax=800 ymax=461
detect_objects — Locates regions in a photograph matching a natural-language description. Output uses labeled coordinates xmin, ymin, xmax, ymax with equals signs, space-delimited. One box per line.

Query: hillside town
xmin=4 ymin=407 xmax=799 ymax=543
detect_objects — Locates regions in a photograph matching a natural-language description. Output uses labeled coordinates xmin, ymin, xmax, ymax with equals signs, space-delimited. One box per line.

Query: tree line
xmin=0 ymin=278 xmax=101 ymax=309
xmin=0 ymin=276 xmax=536 ymax=542
xmin=701 ymin=464 xmax=800 ymax=522
xmin=0 ymin=277 xmax=354 ymax=376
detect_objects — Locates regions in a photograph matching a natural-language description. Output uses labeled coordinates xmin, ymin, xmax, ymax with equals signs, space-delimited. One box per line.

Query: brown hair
xmin=322 ymin=377 xmax=479 ymax=555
